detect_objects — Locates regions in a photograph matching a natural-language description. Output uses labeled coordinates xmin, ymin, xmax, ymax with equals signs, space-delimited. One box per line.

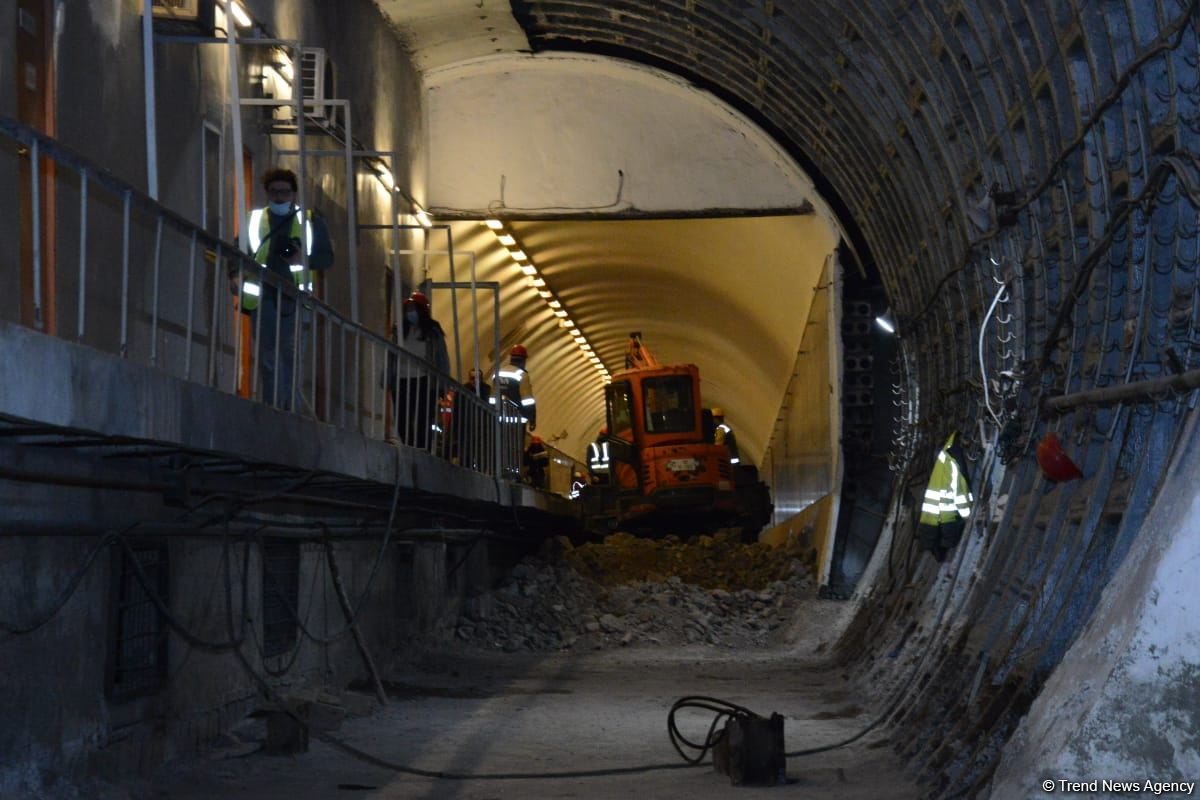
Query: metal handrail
xmin=1 ymin=114 xmax=520 ymax=481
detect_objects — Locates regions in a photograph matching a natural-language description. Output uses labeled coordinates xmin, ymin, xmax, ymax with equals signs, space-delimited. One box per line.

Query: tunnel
xmin=2 ymin=1 xmax=1199 ymax=798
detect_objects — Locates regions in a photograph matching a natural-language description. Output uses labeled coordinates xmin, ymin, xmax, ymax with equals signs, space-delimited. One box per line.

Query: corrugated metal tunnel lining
xmin=498 ymin=1 xmax=1200 ymax=795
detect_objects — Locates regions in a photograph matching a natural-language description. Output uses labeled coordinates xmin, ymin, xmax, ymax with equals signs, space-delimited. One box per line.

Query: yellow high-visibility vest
xmin=240 ymin=206 xmax=314 ymax=311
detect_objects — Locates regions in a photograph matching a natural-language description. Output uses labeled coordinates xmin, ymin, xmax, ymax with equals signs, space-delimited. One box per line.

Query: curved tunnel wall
xmin=508 ymin=0 xmax=1200 ymax=794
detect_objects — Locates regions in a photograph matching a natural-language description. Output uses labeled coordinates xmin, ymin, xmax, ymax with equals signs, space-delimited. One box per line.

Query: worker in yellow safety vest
xmin=234 ymin=168 xmax=333 ymax=409
xmin=587 ymin=426 xmax=611 ymax=484
xmin=712 ymin=407 xmax=741 ymax=465
xmin=917 ymin=432 xmax=973 ymax=562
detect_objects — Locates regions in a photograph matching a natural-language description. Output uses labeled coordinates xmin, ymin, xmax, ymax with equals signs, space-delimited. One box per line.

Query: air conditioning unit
xmin=300 ymin=48 xmax=336 ymax=121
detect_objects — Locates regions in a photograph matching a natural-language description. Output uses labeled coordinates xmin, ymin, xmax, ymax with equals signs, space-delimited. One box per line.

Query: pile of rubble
xmin=451 ymin=531 xmax=817 ymax=653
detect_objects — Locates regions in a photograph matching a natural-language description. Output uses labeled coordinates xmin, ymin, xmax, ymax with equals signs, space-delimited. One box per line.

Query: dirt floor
xmin=128 ymin=599 xmax=917 ymax=800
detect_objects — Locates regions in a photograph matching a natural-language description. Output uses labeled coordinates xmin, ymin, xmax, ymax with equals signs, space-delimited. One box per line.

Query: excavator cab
xmin=578 ymin=334 xmax=772 ymax=540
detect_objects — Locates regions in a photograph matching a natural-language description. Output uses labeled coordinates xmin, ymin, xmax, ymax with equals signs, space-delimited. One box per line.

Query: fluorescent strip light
xmin=580 ymin=343 xmax=592 ymax=351
xmin=497 ymin=234 xmax=516 ymax=246
xmin=509 ymin=250 xmax=527 ymax=261
xmin=485 ymin=219 xmax=503 ymax=230
xmin=529 ymin=278 xmax=546 ymax=288
xmin=230 ymin=1 xmax=252 ymax=27
xmin=538 ymin=289 xmax=552 ymax=298
xmin=563 ymin=320 xmax=576 ymax=328
xmin=376 ymin=167 xmax=395 ymax=192
xmin=548 ymin=300 xmax=562 ymax=309
xmin=553 ymin=309 xmax=567 ymax=318
xmin=416 ymin=210 xmax=433 ymax=228
xmin=574 ymin=336 xmax=587 ymax=344
xmin=520 ymin=264 xmax=537 ymax=276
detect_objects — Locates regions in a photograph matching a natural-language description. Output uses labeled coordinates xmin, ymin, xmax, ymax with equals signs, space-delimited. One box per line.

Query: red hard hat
xmin=510 ymin=344 xmax=528 ymax=358
xmin=1036 ymin=432 xmax=1083 ymax=483
xmin=405 ymin=291 xmax=429 ymax=310
xmin=599 ymin=425 xmax=608 ymax=436
xmin=530 ymin=435 xmax=542 ymax=444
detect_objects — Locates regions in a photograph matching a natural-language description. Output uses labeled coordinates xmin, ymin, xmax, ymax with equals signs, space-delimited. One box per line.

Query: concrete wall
xmin=1 ymin=0 xmax=423 ymax=372
xmin=0 ymin=481 xmax=508 ymax=795
xmin=425 ymin=53 xmax=838 ymax=221
xmin=0 ymin=507 xmax=401 ymax=794
xmin=988 ymin=409 xmax=1200 ymax=797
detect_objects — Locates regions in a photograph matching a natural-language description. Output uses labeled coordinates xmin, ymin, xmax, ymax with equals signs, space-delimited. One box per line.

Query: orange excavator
xmin=578 ymin=333 xmax=773 ymax=540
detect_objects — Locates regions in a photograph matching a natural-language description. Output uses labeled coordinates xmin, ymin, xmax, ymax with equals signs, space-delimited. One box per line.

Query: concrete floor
xmin=140 ymin=603 xmax=917 ymax=800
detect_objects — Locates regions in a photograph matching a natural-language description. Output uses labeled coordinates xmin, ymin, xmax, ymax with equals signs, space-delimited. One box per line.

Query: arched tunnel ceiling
xmin=435 ymin=215 xmax=836 ymax=462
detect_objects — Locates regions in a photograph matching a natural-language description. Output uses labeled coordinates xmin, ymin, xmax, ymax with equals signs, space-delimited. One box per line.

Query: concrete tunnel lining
xmin=381 ymin=0 xmax=1200 ymax=791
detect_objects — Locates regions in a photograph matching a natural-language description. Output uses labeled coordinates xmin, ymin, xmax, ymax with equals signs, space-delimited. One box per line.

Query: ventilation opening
xmin=107 ymin=542 xmax=169 ymax=701
xmin=262 ymin=537 xmax=300 ymax=659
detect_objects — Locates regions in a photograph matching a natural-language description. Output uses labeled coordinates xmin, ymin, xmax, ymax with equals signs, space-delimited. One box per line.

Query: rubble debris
xmin=449 ymin=531 xmax=816 ymax=653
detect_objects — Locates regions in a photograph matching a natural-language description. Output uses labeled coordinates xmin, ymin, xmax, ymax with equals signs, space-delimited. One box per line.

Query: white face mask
xmin=404 ymin=310 xmax=419 ymax=326
xmin=268 ymin=200 xmax=293 ymax=215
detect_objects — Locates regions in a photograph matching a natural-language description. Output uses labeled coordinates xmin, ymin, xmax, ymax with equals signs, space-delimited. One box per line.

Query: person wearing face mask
xmin=389 ymin=291 xmax=449 ymax=450
xmin=235 ymin=168 xmax=334 ymax=411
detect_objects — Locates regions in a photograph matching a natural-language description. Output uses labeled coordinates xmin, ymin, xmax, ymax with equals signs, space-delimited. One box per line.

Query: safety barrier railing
xmin=0 ymin=114 xmax=521 ymax=481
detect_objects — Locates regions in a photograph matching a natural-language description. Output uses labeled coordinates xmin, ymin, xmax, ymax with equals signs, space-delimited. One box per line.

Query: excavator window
xmin=607 ymin=381 xmax=634 ymax=441
xmin=642 ymin=375 xmax=694 ymax=434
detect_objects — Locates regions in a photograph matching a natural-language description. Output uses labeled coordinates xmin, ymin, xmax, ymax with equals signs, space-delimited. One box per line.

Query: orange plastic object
xmin=1036 ymin=432 xmax=1084 ymax=482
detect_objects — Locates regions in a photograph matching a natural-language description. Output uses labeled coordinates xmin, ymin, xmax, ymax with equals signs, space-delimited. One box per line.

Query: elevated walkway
xmin=0 ymin=320 xmax=575 ymax=540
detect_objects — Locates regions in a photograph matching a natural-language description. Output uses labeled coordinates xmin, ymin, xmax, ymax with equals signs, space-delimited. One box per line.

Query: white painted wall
xmin=425 ymin=53 xmax=832 ymax=219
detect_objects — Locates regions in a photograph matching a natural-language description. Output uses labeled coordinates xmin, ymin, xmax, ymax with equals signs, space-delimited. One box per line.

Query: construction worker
xmin=587 ymin=426 xmax=611 ymax=484
xmin=497 ymin=344 xmax=536 ymax=430
xmin=712 ymin=407 xmax=740 ymax=464
xmin=524 ymin=435 xmax=549 ymax=489
xmin=236 ymin=168 xmax=333 ymax=411
xmin=389 ymin=291 xmax=449 ymax=450
xmin=452 ymin=367 xmax=492 ymax=469
xmin=494 ymin=344 xmax=534 ymax=479
xmin=917 ymin=433 xmax=973 ymax=562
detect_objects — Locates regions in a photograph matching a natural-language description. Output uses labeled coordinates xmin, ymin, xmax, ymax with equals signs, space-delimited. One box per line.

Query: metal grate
xmin=261 ymin=537 xmax=300 ymax=658
xmin=109 ymin=543 xmax=169 ymax=700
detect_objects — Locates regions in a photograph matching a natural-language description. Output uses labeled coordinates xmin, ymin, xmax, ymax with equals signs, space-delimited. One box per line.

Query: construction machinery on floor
xmin=577 ymin=334 xmax=773 ymax=541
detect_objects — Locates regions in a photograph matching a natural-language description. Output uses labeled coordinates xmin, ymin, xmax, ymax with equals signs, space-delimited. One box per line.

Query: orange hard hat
xmin=510 ymin=344 xmax=528 ymax=358
xmin=1036 ymin=432 xmax=1083 ymax=483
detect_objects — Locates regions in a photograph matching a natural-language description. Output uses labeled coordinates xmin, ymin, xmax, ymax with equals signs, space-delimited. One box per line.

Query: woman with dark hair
xmin=391 ymin=291 xmax=449 ymax=449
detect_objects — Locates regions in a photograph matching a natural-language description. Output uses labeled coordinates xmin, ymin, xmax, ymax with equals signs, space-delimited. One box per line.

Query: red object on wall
xmin=1036 ymin=432 xmax=1084 ymax=482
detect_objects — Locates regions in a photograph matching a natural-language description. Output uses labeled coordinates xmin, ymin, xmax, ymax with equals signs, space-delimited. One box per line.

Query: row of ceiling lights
xmin=483 ymin=219 xmax=610 ymax=382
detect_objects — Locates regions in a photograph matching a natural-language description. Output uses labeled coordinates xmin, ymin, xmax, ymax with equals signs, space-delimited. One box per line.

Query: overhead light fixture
xmin=574 ymin=335 xmax=587 ymax=344
xmin=415 ymin=209 xmax=433 ymax=228
xmin=553 ymin=309 xmax=568 ymax=318
xmin=509 ymin=250 xmax=527 ymax=262
xmin=562 ymin=319 xmax=576 ymax=329
xmin=229 ymin=0 xmax=253 ymax=27
xmin=580 ymin=343 xmax=592 ymax=351
xmin=875 ymin=308 xmax=897 ymax=334
xmin=485 ymin=219 xmax=504 ymax=230
xmin=537 ymin=289 xmax=552 ymax=298
xmin=497 ymin=234 xmax=516 ymax=246
xmin=548 ymin=299 xmax=562 ymax=309
xmin=519 ymin=264 xmax=537 ymax=276
xmin=528 ymin=278 xmax=546 ymax=288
